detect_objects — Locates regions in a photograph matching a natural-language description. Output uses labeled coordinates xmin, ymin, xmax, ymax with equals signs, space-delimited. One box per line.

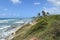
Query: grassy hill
xmin=12 ymin=15 xmax=60 ymax=40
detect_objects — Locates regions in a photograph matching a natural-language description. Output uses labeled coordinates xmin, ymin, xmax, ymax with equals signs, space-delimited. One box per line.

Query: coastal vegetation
xmin=12 ymin=11 xmax=60 ymax=40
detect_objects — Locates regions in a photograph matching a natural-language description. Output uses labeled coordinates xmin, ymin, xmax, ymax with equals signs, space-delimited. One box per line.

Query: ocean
xmin=0 ymin=18 xmax=32 ymax=40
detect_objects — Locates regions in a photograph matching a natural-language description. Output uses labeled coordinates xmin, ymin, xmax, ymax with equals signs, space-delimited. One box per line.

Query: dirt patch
xmin=30 ymin=37 xmax=39 ymax=40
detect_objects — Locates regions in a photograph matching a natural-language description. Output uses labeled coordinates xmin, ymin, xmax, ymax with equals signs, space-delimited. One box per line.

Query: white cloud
xmin=43 ymin=7 xmax=60 ymax=14
xmin=47 ymin=0 xmax=60 ymax=6
xmin=34 ymin=2 xmax=40 ymax=5
xmin=10 ymin=0 xmax=22 ymax=4
xmin=44 ymin=0 xmax=60 ymax=14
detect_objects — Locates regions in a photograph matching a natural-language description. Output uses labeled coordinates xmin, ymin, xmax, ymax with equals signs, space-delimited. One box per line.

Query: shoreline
xmin=5 ymin=23 xmax=27 ymax=40
xmin=5 ymin=20 xmax=33 ymax=40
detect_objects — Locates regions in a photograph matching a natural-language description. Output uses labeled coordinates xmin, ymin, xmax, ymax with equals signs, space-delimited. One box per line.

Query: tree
xmin=47 ymin=12 xmax=49 ymax=16
xmin=42 ymin=10 xmax=45 ymax=16
xmin=38 ymin=13 xmax=40 ymax=17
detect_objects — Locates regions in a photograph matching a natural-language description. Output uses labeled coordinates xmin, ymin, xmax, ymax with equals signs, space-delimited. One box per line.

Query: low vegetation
xmin=12 ymin=11 xmax=60 ymax=40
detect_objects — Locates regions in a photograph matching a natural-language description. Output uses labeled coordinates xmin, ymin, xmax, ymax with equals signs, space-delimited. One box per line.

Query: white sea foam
xmin=15 ymin=21 xmax=24 ymax=23
xmin=0 ymin=28 xmax=16 ymax=40
xmin=0 ymin=25 xmax=11 ymax=29
xmin=0 ymin=18 xmax=33 ymax=40
xmin=0 ymin=20 xmax=8 ymax=23
xmin=3 ymin=29 xmax=16 ymax=36
xmin=0 ymin=39 xmax=5 ymax=40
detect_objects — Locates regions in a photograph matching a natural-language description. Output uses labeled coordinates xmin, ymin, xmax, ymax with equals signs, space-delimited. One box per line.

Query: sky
xmin=0 ymin=0 xmax=60 ymax=18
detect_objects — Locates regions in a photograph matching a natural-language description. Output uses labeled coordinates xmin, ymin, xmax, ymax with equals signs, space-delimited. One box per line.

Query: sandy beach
xmin=5 ymin=23 xmax=28 ymax=40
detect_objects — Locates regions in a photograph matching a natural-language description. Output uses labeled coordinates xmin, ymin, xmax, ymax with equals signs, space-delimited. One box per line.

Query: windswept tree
xmin=47 ymin=12 xmax=49 ymax=15
xmin=42 ymin=10 xmax=45 ymax=16
xmin=38 ymin=13 xmax=40 ymax=17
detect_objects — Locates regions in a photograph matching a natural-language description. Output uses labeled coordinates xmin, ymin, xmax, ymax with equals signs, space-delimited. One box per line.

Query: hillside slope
xmin=12 ymin=15 xmax=60 ymax=40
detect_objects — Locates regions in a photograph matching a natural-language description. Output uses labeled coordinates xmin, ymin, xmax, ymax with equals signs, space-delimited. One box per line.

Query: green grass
xmin=12 ymin=15 xmax=60 ymax=40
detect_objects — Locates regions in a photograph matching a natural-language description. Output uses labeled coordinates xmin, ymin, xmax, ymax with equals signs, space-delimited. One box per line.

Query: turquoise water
xmin=0 ymin=18 xmax=32 ymax=40
xmin=0 ymin=18 xmax=23 ymax=40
